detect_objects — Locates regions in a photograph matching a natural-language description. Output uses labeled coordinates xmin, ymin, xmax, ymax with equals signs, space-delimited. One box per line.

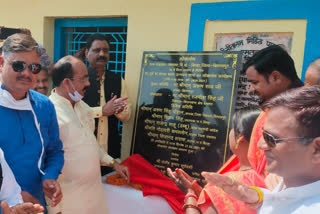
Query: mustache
xmin=36 ymin=87 xmax=48 ymax=90
xmin=96 ymin=56 xmax=107 ymax=61
xmin=17 ymin=76 xmax=32 ymax=82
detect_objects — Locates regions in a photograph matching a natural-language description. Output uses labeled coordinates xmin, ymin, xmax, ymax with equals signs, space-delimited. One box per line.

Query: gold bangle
xmin=247 ymin=186 xmax=263 ymax=208
xmin=184 ymin=193 xmax=198 ymax=203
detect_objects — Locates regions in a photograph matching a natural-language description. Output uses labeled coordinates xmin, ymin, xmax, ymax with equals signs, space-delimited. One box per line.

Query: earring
xmin=235 ymin=136 xmax=245 ymax=149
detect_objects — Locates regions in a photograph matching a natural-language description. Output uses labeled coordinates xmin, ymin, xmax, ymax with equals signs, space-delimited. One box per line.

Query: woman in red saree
xmin=168 ymin=107 xmax=266 ymax=214
xmin=217 ymin=111 xmax=267 ymax=176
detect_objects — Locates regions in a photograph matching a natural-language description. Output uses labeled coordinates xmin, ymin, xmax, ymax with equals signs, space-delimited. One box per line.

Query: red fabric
xmin=217 ymin=154 xmax=240 ymax=175
xmin=247 ymin=111 xmax=267 ymax=176
xmin=198 ymin=170 xmax=266 ymax=214
xmin=121 ymin=154 xmax=185 ymax=214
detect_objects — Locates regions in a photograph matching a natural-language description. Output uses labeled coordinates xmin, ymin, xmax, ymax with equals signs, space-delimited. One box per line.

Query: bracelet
xmin=184 ymin=192 xmax=198 ymax=203
xmin=183 ymin=203 xmax=202 ymax=213
xmin=110 ymin=159 xmax=118 ymax=167
xmin=247 ymin=186 xmax=264 ymax=208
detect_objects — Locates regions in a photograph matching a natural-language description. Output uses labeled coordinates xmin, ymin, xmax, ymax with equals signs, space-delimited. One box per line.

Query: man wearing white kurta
xmin=48 ymin=56 xmax=129 ymax=214
xmin=202 ymin=86 xmax=320 ymax=214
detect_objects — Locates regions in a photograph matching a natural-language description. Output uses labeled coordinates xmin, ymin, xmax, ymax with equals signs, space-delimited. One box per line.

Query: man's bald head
xmin=305 ymin=58 xmax=320 ymax=86
xmin=52 ymin=56 xmax=83 ymax=86
xmin=51 ymin=55 xmax=90 ymax=103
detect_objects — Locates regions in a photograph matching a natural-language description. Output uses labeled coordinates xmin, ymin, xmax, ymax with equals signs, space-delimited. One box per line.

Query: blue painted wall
xmin=188 ymin=0 xmax=320 ymax=81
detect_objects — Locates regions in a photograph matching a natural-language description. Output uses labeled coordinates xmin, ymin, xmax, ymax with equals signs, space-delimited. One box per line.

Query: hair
xmin=2 ymin=33 xmax=40 ymax=59
xmin=232 ymin=107 xmax=262 ymax=142
xmin=86 ymin=33 xmax=109 ymax=50
xmin=307 ymin=57 xmax=320 ymax=84
xmin=40 ymin=65 xmax=49 ymax=73
xmin=51 ymin=56 xmax=75 ymax=86
xmin=262 ymin=85 xmax=320 ymax=140
xmin=243 ymin=45 xmax=301 ymax=83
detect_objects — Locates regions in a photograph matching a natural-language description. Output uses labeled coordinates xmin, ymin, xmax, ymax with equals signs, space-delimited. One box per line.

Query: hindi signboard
xmin=131 ymin=51 xmax=241 ymax=183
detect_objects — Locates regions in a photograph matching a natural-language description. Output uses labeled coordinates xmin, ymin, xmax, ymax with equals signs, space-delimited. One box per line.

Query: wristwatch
xmin=110 ymin=159 xmax=118 ymax=167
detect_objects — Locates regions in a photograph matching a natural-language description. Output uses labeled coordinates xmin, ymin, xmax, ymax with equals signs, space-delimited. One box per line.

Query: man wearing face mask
xmin=48 ymin=56 xmax=130 ymax=214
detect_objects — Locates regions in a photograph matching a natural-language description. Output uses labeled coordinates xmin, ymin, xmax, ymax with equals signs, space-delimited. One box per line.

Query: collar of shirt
xmin=50 ymin=89 xmax=74 ymax=108
xmin=262 ymin=179 xmax=320 ymax=203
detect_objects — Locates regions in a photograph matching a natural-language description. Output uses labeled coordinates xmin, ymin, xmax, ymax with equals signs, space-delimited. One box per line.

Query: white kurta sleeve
xmin=0 ymin=149 xmax=23 ymax=207
xmin=92 ymin=106 xmax=103 ymax=118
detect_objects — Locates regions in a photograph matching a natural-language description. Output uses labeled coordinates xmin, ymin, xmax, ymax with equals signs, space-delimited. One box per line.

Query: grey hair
xmin=2 ymin=33 xmax=41 ymax=59
xmin=262 ymin=85 xmax=320 ymax=140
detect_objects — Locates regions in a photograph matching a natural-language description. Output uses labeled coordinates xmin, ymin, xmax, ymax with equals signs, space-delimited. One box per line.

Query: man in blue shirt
xmin=0 ymin=33 xmax=64 ymax=208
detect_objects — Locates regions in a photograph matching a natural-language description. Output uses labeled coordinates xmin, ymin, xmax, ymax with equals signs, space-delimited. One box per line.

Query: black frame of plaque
xmin=131 ymin=51 xmax=241 ymax=184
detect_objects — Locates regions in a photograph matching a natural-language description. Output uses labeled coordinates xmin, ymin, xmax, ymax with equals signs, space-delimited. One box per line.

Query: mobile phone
xmin=0 ymin=27 xmax=21 ymax=40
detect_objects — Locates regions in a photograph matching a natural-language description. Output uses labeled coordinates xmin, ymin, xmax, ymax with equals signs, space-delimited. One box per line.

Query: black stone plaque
xmin=131 ymin=51 xmax=241 ymax=184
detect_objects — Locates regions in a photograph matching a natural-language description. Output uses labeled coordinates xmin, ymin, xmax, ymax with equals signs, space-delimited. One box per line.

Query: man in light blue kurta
xmin=0 ymin=33 xmax=64 ymax=209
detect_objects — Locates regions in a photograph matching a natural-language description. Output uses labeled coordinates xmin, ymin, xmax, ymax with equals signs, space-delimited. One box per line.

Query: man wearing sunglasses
xmin=0 ymin=33 xmax=64 ymax=210
xmin=201 ymin=85 xmax=320 ymax=214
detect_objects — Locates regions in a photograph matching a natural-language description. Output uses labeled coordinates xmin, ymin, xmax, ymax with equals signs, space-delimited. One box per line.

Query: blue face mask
xmin=68 ymin=81 xmax=83 ymax=102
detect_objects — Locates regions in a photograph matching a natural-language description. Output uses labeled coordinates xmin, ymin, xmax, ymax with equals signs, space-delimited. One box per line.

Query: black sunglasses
xmin=262 ymin=129 xmax=313 ymax=148
xmin=11 ymin=61 xmax=42 ymax=74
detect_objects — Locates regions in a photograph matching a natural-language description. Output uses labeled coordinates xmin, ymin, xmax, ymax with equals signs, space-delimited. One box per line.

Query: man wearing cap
xmin=0 ymin=33 xmax=64 ymax=209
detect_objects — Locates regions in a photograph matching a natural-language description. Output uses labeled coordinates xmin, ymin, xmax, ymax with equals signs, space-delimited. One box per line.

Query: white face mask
xmin=68 ymin=80 xmax=84 ymax=102
xmin=0 ymin=86 xmax=32 ymax=111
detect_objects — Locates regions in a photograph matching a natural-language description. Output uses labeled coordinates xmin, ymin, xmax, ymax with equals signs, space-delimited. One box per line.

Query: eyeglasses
xmin=10 ymin=61 xmax=42 ymax=74
xmin=262 ymin=129 xmax=314 ymax=148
